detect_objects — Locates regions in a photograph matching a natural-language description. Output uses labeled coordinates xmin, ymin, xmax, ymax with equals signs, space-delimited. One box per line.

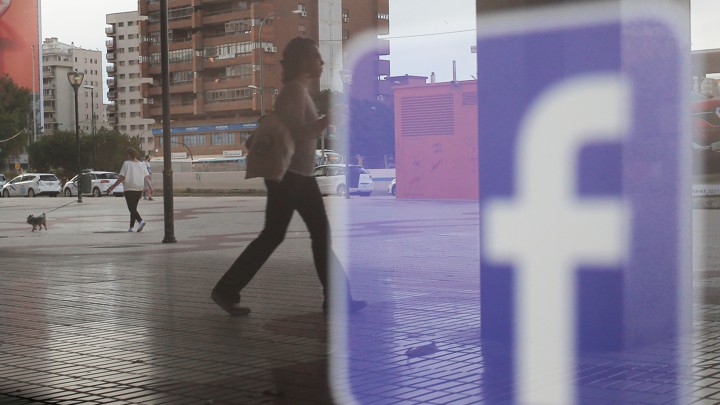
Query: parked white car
xmin=388 ymin=178 xmax=396 ymax=196
xmin=313 ymin=164 xmax=373 ymax=197
xmin=63 ymin=171 xmax=124 ymax=197
xmin=2 ymin=173 xmax=62 ymax=197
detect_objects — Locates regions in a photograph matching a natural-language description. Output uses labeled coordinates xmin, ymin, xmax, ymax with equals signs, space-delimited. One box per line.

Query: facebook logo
xmin=478 ymin=6 xmax=689 ymax=404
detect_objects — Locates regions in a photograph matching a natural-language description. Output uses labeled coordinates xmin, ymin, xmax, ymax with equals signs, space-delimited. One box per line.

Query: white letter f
xmin=484 ymin=74 xmax=631 ymax=404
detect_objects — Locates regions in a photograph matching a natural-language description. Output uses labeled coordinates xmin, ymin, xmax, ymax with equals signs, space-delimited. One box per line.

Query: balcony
xmin=106 ymin=64 xmax=116 ymax=74
xmin=203 ymin=98 xmax=253 ymax=114
xmin=108 ymin=116 xmax=118 ymax=124
xmin=203 ymin=8 xmax=250 ymax=25
xmin=149 ymin=82 xmax=193 ymax=96
xmin=107 ymin=91 xmax=118 ymax=100
xmin=377 ymin=59 xmax=390 ymax=77
xmin=106 ymin=39 xmax=115 ymax=49
xmin=106 ymin=52 xmax=116 ymax=62
xmin=105 ymin=25 xmax=115 ymax=35
xmin=107 ymin=77 xmax=116 ymax=88
xmin=106 ymin=104 xmax=117 ymax=113
xmin=150 ymin=103 xmax=195 ymax=116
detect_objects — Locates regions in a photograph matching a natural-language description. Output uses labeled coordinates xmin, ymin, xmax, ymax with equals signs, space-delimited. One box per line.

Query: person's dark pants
xmin=213 ymin=172 xmax=351 ymax=303
xmin=124 ymin=190 xmax=143 ymax=228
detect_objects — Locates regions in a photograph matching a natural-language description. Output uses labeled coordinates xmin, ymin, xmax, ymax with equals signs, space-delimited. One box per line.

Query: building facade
xmin=131 ymin=0 xmax=389 ymax=159
xmin=393 ymin=79 xmax=478 ymax=200
xmin=41 ymin=38 xmax=104 ymax=136
xmin=106 ymin=11 xmax=156 ymax=151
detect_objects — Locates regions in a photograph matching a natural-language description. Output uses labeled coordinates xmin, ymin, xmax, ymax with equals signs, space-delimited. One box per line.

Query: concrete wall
xmin=151 ymin=168 xmax=395 ymax=194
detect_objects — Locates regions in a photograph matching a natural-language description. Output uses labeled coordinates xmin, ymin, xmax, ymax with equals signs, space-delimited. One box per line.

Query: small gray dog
xmin=27 ymin=213 xmax=47 ymax=231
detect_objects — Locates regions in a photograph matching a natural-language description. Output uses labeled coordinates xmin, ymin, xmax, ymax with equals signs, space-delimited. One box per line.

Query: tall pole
xmin=68 ymin=71 xmax=84 ymax=203
xmin=75 ymin=88 xmax=81 ymax=203
xmin=160 ymin=0 xmax=176 ymax=243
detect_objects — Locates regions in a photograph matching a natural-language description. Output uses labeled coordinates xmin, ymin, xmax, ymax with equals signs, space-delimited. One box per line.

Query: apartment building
xmin=106 ymin=11 xmax=156 ymax=150
xmin=41 ymin=38 xmax=104 ymax=136
xmin=131 ymin=0 xmax=389 ymax=158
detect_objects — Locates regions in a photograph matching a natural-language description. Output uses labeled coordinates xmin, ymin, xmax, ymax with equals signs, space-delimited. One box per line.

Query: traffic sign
xmin=479 ymin=4 xmax=689 ymax=404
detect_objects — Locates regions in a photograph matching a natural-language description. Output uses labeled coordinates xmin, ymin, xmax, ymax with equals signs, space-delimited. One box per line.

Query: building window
xmin=298 ymin=25 xmax=306 ymax=35
xmin=342 ymin=30 xmax=349 ymax=40
xmin=226 ymin=64 xmax=253 ymax=78
xmin=212 ymin=132 xmax=235 ymax=145
xmin=119 ymin=35 xmax=125 ymax=40
xmin=184 ymin=134 xmax=206 ymax=146
xmin=128 ymin=21 xmax=134 ymax=26
xmin=118 ymin=22 xmax=125 ymax=27
xmin=172 ymin=70 xmax=194 ymax=83
xmin=342 ymin=9 xmax=349 ymax=22
xmin=298 ymin=3 xmax=306 ymax=13
xmin=203 ymin=42 xmax=253 ymax=59
xmin=205 ymin=88 xmax=253 ymax=103
xmin=378 ymin=13 xmax=389 ymax=20
xmin=168 ymin=6 xmax=193 ymax=21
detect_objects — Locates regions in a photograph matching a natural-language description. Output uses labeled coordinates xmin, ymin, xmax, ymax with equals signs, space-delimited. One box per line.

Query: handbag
xmin=245 ymin=111 xmax=295 ymax=182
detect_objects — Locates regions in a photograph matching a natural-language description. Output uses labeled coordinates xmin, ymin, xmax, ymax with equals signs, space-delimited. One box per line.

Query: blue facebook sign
xmin=479 ymin=6 xmax=689 ymax=404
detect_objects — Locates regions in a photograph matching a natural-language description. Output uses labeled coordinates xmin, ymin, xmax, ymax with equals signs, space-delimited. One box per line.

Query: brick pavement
xmin=0 ymin=195 xmax=718 ymax=404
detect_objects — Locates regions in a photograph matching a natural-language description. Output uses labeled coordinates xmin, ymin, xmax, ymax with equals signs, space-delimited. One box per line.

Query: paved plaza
xmin=0 ymin=194 xmax=719 ymax=404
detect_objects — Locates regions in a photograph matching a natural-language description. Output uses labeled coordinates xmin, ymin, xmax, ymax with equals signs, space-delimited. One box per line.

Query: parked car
xmin=63 ymin=171 xmax=124 ymax=197
xmin=1 ymin=173 xmax=61 ymax=197
xmin=313 ymin=164 xmax=373 ymax=197
xmin=315 ymin=149 xmax=344 ymax=166
xmin=388 ymin=178 xmax=396 ymax=196
xmin=0 ymin=173 xmax=6 ymax=189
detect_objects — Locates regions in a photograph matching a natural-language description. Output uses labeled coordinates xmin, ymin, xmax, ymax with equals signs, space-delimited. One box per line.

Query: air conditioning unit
xmin=343 ymin=17 xmax=349 ymax=22
xmin=300 ymin=11 xmax=307 ymax=17
xmin=273 ymin=89 xmax=279 ymax=95
xmin=264 ymin=46 xmax=277 ymax=53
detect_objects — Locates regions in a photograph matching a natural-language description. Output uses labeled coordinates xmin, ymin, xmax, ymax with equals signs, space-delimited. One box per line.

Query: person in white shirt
xmin=108 ymin=148 xmax=153 ymax=232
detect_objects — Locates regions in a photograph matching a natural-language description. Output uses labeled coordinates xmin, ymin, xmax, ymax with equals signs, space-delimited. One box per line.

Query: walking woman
xmin=211 ymin=37 xmax=366 ymax=316
xmin=108 ymin=148 xmax=153 ymax=232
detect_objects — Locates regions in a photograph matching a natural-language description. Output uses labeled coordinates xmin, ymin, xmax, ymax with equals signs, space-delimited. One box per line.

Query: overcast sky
xmin=40 ymin=0 xmax=719 ymax=91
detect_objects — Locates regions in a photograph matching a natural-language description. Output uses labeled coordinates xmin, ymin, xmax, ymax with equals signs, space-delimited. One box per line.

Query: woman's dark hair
xmin=281 ymin=37 xmax=318 ymax=83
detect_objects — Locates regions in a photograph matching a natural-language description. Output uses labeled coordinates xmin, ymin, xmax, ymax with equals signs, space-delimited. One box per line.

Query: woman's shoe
xmin=211 ymin=290 xmax=251 ymax=316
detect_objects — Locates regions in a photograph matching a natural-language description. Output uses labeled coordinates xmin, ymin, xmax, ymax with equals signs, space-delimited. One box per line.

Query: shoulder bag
xmin=245 ymin=111 xmax=295 ymax=182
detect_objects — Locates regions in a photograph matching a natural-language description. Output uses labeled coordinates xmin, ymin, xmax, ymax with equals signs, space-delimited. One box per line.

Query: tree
xmin=28 ymin=128 xmax=144 ymax=179
xmin=0 ymin=74 xmax=31 ymax=165
xmin=348 ymin=98 xmax=395 ymax=168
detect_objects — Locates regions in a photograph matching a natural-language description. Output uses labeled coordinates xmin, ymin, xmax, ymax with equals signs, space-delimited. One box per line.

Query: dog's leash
xmin=45 ymin=200 xmax=78 ymax=214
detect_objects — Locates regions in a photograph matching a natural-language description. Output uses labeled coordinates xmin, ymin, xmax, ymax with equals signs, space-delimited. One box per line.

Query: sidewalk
xmin=0 ymin=195 xmax=717 ymax=404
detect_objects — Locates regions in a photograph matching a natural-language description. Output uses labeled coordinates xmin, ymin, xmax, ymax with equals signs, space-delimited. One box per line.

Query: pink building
xmin=393 ymin=79 xmax=479 ymax=200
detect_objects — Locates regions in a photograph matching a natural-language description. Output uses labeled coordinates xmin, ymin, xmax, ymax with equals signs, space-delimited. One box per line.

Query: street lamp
xmin=67 ymin=70 xmax=84 ymax=203
xmin=83 ymin=85 xmax=96 ymax=168
xmin=257 ymin=9 xmax=301 ymax=116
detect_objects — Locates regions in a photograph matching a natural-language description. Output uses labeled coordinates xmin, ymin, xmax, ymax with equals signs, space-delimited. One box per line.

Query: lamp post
xmin=83 ymin=85 xmax=96 ymax=168
xmin=67 ymin=71 xmax=84 ymax=203
xmin=257 ymin=10 xmax=301 ymax=116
